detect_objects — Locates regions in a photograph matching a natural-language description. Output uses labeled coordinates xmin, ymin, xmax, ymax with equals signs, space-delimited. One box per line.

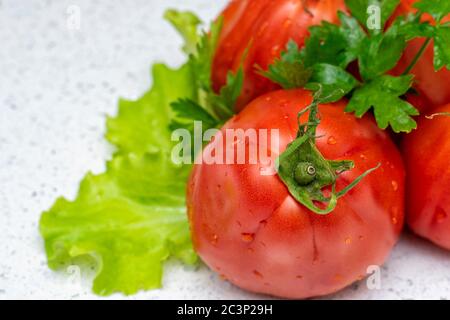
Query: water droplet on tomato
xmin=210 ymin=234 xmax=218 ymax=246
xmin=327 ymin=136 xmax=337 ymax=145
xmin=279 ymin=99 xmax=288 ymax=107
xmin=391 ymin=207 xmax=400 ymax=225
xmin=360 ymin=154 xmax=367 ymax=161
xmin=391 ymin=217 xmax=398 ymax=225
xmin=344 ymin=237 xmax=352 ymax=245
xmin=359 ymin=235 xmax=364 ymax=241
xmin=265 ymin=96 xmax=272 ymax=102
xmin=271 ymin=45 xmax=280 ymax=56
xmin=391 ymin=180 xmax=398 ymax=191
xmin=435 ymin=207 xmax=448 ymax=223
xmin=253 ymin=270 xmax=264 ymax=278
xmin=241 ymin=233 xmax=255 ymax=242
xmin=283 ymin=19 xmax=292 ymax=28
xmin=296 ymin=275 xmax=303 ymax=280
xmin=334 ymin=274 xmax=343 ymax=282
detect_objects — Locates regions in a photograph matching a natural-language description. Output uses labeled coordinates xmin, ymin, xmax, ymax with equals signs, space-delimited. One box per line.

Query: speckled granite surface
xmin=0 ymin=0 xmax=449 ymax=300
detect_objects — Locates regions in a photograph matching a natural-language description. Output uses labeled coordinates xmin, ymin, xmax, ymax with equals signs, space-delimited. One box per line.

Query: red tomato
xmin=212 ymin=0 xmax=347 ymax=111
xmin=392 ymin=0 xmax=450 ymax=111
xmin=187 ymin=89 xmax=405 ymax=299
xmin=402 ymin=104 xmax=450 ymax=250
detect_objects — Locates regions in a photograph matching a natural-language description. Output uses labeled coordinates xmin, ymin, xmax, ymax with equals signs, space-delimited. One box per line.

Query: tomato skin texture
xmin=392 ymin=0 xmax=450 ymax=112
xmin=402 ymin=104 xmax=450 ymax=250
xmin=187 ymin=90 xmax=405 ymax=299
xmin=212 ymin=0 xmax=347 ymax=111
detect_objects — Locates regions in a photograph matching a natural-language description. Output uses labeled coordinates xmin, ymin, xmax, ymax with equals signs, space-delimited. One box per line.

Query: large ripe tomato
xmin=187 ymin=89 xmax=405 ymax=298
xmin=392 ymin=0 xmax=450 ymax=111
xmin=402 ymin=104 xmax=450 ymax=250
xmin=212 ymin=0 xmax=347 ymax=111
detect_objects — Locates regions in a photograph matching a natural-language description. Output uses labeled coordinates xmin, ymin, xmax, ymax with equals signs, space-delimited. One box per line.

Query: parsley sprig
xmin=261 ymin=0 xmax=450 ymax=133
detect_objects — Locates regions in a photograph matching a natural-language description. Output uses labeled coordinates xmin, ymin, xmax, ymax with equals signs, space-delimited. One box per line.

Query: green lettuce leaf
xmin=40 ymin=62 xmax=197 ymax=296
xmin=39 ymin=10 xmax=241 ymax=296
xmin=40 ymin=151 xmax=195 ymax=296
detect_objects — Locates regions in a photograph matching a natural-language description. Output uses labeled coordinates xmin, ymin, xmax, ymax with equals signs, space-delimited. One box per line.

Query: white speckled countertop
xmin=1 ymin=0 xmax=449 ymax=300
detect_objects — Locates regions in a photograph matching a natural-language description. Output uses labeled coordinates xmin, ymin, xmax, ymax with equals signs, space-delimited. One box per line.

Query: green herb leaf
xmin=210 ymin=68 xmax=244 ymax=117
xmin=305 ymin=64 xmax=359 ymax=103
xmin=170 ymin=98 xmax=219 ymax=132
xmin=414 ymin=0 xmax=450 ymax=23
xmin=346 ymin=75 xmax=419 ymax=132
xmin=358 ymin=24 xmax=407 ymax=80
xmin=303 ymin=14 xmax=365 ymax=68
xmin=396 ymin=14 xmax=435 ymax=40
xmin=433 ymin=26 xmax=450 ymax=70
xmin=259 ymin=41 xmax=312 ymax=89
xmin=345 ymin=0 xmax=401 ymax=32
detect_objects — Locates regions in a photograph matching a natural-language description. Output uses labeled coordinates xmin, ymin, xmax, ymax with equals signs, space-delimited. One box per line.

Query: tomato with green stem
xmin=187 ymin=89 xmax=404 ymax=299
xmin=212 ymin=0 xmax=347 ymax=111
xmin=402 ymin=104 xmax=450 ymax=250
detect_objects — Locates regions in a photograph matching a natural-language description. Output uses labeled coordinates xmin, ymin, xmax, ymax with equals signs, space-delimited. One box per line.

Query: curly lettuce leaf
xmin=40 ymin=62 xmax=197 ymax=296
xmin=40 ymin=152 xmax=195 ymax=296
xmin=39 ymin=10 xmax=241 ymax=296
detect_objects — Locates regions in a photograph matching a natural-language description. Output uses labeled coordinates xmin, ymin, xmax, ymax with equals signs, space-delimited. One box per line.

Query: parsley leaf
xmin=346 ymin=75 xmax=418 ymax=132
xmin=345 ymin=0 xmax=400 ymax=32
xmin=358 ymin=23 xmax=407 ymax=80
xmin=303 ymin=13 xmax=365 ymax=68
xmin=259 ymin=41 xmax=312 ymax=89
xmin=414 ymin=0 xmax=450 ymax=23
xmin=434 ymin=26 xmax=450 ymax=70
xmin=306 ymin=64 xmax=359 ymax=103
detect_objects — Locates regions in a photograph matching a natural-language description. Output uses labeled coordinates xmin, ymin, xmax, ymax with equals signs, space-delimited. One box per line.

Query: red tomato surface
xmin=187 ymin=89 xmax=405 ymax=299
xmin=402 ymin=104 xmax=450 ymax=250
xmin=392 ymin=0 xmax=450 ymax=111
xmin=212 ymin=0 xmax=347 ymax=111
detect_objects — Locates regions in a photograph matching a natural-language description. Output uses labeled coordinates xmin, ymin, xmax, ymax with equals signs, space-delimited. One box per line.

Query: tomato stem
xmin=276 ymin=90 xmax=379 ymax=215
